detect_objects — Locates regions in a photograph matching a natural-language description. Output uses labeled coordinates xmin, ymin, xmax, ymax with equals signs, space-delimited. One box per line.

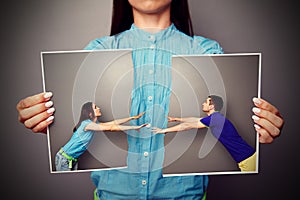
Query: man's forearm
xmin=174 ymin=117 xmax=200 ymax=123
xmin=162 ymin=122 xmax=197 ymax=133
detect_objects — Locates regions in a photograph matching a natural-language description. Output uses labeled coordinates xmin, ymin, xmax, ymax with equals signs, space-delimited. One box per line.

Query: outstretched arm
xmin=85 ymin=122 xmax=148 ymax=132
xmin=152 ymin=121 xmax=206 ymax=134
xmin=168 ymin=116 xmax=201 ymax=123
xmin=103 ymin=112 xmax=145 ymax=125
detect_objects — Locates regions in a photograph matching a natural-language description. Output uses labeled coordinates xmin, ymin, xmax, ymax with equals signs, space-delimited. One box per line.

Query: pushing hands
xmin=152 ymin=127 xmax=165 ymax=134
xmin=167 ymin=116 xmax=177 ymax=122
xmin=132 ymin=112 xmax=146 ymax=120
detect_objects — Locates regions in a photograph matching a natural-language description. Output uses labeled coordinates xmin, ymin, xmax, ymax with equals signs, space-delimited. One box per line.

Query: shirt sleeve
xmin=79 ymin=119 xmax=92 ymax=132
xmin=200 ymin=115 xmax=211 ymax=127
xmin=84 ymin=36 xmax=111 ymax=50
xmin=193 ymin=35 xmax=224 ymax=54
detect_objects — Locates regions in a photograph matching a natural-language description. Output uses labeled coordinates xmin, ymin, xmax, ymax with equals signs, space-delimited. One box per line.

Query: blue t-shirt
xmin=200 ymin=112 xmax=255 ymax=163
xmin=85 ymin=24 xmax=223 ymax=199
xmin=62 ymin=119 xmax=95 ymax=159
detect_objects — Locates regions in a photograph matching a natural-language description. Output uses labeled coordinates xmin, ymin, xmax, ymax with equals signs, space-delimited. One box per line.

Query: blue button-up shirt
xmin=85 ymin=24 xmax=223 ymax=200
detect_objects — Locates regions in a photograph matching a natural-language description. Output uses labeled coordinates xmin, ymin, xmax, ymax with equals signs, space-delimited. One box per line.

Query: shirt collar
xmin=130 ymin=23 xmax=176 ymax=42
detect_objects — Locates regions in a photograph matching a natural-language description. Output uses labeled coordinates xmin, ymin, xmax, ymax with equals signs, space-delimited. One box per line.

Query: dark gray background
xmin=1 ymin=0 xmax=298 ymax=199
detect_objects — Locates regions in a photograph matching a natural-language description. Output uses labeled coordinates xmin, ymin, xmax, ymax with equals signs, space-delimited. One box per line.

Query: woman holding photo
xmin=16 ymin=0 xmax=284 ymax=199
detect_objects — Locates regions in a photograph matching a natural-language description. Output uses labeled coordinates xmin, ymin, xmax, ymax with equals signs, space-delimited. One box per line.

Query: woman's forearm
xmin=105 ymin=117 xmax=133 ymax=125
xmin=110 ymin=124 xmax=144 ymax=131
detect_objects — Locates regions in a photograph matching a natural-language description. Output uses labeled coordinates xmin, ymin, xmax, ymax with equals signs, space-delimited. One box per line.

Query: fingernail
xmin=44 ymin=92 xmax=53 ymax=99
xmin=252 ymin=97 xmax=261 ymax=105
xmin=252 ymin=107 xmax=261 ymax=114
xmin=45 ymin=101 xmax=53 ymax=108
xmin=46 ymin=116 xmax=54 ymax=122
xmin=254 ymin=124 xmax=261 ymax=130
xmin=146 ymin=124 xmax=151 ymax=128
xmin=47 ymin=107 xmax=55 ymax=114
xmin=252 ymin=115 xmax=260 ymax=121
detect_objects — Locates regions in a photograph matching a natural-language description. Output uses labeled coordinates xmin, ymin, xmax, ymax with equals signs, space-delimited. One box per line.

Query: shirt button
xmin=148 ymin=96 xmax=153 ymax=101
xmin=149 ymin=35 xmax=155 ymax=41
xmin=150 ymin=44 xmax=155 ymax=49
xmin=144 ymin=152 xmax=149 ymax=157
xmin=142 ymin=180 xmax=147 ymax=185
xmin=149 ymin=69 xmax=153 ymax=75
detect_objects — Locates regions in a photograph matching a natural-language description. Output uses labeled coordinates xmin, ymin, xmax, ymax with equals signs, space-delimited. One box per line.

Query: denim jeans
xmin=55 ymin=151 xmax=78 ymax=171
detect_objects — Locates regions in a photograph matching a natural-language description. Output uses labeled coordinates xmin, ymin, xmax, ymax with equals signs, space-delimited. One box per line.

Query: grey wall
xmin=1 ymin=0 xmax=298 ymax=199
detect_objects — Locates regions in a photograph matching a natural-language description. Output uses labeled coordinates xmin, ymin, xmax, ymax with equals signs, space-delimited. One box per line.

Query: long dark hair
xmin=110 ymin=0 xmax=194 ymax=36
xmin=73 ymin=102 xmax=95 ymax=132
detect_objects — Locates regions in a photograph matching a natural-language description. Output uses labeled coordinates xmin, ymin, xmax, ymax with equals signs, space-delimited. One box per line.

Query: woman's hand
xmin=138 ymin=123 xmax=148 ymax=129
xmin=131 ymin=111 xmax=145 ymax=119
xmin=252 ymin=97 xmax=284 ymax=143
xmin=16 ymin=92 xmax=55 ymax=134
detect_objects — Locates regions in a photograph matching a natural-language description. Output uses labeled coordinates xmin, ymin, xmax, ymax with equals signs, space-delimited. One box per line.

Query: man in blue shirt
xmin=153 ymin=95 xmax=257 ymax=172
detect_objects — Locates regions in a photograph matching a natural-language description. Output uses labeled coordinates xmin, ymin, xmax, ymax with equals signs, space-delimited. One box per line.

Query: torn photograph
xmin=161 ymin=53 xmax=261 ymax=176
xmin=41 ymin=49 xmax=137 ymax=173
